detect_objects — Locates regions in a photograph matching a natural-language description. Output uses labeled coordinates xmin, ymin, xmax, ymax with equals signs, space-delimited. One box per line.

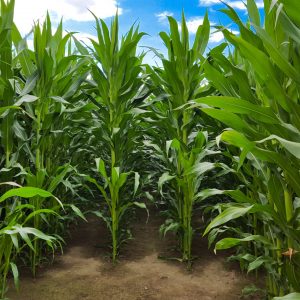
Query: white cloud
xmin=155 ymin=11 xmax=174 ymax=22
xmin=199 ymin=0 xmax=221 ymax=5
xmin=186 ymin=17 xmax=204 ymax=34
xmin=178 ymin=17 xmax=205 ymax=34
xmin=227 ymin=1 xmax=247 ymax=9
xmin=199 ymin=0 xmax=264 ymax=10
xmin=14 ymin=0 xmax=121 ymax=34
xmin=209 ymin=31 xmax=224 ymax=43
xmin=209 ymin=29 xmax=239 ymax=43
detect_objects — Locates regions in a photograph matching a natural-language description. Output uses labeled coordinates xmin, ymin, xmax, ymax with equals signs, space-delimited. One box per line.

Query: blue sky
xmin=14 ymin=0 xmax=265 ymax=63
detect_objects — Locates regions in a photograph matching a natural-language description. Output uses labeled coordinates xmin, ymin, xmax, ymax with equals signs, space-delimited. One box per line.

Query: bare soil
xmin=7 ymin=207 xmax=262 ymax=300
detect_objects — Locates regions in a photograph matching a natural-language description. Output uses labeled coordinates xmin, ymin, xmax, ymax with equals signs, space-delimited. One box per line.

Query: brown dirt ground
xmin=7 ymin=207 xmax=263 ymax=300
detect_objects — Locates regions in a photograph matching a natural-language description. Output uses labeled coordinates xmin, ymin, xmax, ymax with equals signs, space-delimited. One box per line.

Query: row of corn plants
xmin=190 ymin=0 xmax=300 ymax=299
xmin=0 ymin=0 xmax=90 ymax=297
xmin=15 ymin=15 xmax=89 ymax=275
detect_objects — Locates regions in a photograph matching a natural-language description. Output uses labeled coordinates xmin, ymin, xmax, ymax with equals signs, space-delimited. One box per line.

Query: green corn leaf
xmin=85 ymin=176 xmax=111 ymax=208
xmin=247 ymin=256 xmax=270 ymax=273
xmin=247 ymin=0 xmax=261 ymax=26
xmin=215 ymin=235 xmax=270 ymax=251
xmin=278 ymin=0 xmax=300 ymax=26
xmin=256 ymin=135 xmax=300 ymax=159
xmin=254 ymin=26 xmax=300 ymax=84
xmin=0 ymin=187 xmax=56 ymax=203
xmin=10 ymin=234 xmax=19 ymax=249
xmin=193 ymin=11 xmax=210 ymax=55
xmin=23 ymin=209 xmax=59 ymax=225
xmin=158 ymin=172 xmax=176 ymax=195
xmin=218 ymin=130 xmax=255 ymax=150
xmin=10 ymin=262 xmax=19 ymax=290
xmin=96 ymin=158 xmax=108 ymax=179
xmin=0 ymin=106 xmax=21 ymax=117
xmin=194 ymin=189 xmax=254 ymax=204
xmin=48 ymin=164 xmax=72 ymax=193
xmin=70 ymin=204 xmax=87 ymax=222
xmin=193 ymin=96 xmax=279 ymax=124
xmin=201 ymin=108 xmax=252 ymax=133
xmin=204 ymin=205 xmax=254 ymax=235
xmin=117 ymin=172 xmax=129 ymax=189
xmin=185 ymin=161 xmax=215 ymax=176
xmin=19 ymin=73 xmax=38 ymax=96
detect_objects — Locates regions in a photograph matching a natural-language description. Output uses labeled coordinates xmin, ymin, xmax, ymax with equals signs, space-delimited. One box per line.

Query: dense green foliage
xmin=196 ymin=0 xmax=300 ymax=297
xmin=0 ymin=0 xmax=299 ymax=299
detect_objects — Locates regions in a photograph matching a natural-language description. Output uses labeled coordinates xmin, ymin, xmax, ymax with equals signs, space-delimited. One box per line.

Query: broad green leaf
xmin=193 ymin=96 xmax=279 ymax=124
xmin=0 ymin=106 xmax=21 ymax=116
xmin=247 ymin=256 xmax=269 ymax=273
xmin=10 ymin=262 xmax=19 ymax=290
xmin=230 ymin=35 xmax=288 ymax=111
xmin=185 ymin=161 xmax=215 ymax=176
xmin=48 ymin=164 xmax=72 ymax=193
xmin=14 ymin=94 xmax=38 ymax=106
xmin=201 ymin=108 xmax=251 ymax=133
xmin=257 ymin=135 xmax=300 ymax=159
xmin=215 ymin=235 xmax=269 ymax=251
xmin=158 ymin=172 xmax=176 ymax=195
xmin=117 ymin=172 xmax=128 ymax=189
xmin=23 ymin=209 xmax=58 ymax=224
xmin=204 ymin=205 xmax=254 ymax=235
xmin=219 ymin=130 xmax=255 ymax=150
xmin=0 ymin=187 xmax=55 ymax=203
xmin=247 ymin=0 xmax=261 ymax=26
xmin=70 ymin=204 xmax=87 ymax=222
xmin=193 ymin=12 xmax=210 ymax=55
xmin=96 ymin=158 xmax=108 ymax=179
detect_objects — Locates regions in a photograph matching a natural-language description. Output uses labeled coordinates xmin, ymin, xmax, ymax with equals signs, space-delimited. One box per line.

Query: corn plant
xmin=192 ymin=0 xmax=300 ymax=297
xmin=7 ymin=13 xmax=90 ymax=275
xmin=12 ymin=13 xmax=89 ymax=170
xmin=84 ymin=14 xmax=148 ymax=262
xmin=0 ymin=182 xmax=62 ymax=299
xmin=144 ymin=13 xmax=230 ymax=265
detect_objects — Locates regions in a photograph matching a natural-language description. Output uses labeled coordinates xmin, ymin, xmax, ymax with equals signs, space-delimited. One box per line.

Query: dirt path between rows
xmin=7 ymin=207 xmax=261 ymax=300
